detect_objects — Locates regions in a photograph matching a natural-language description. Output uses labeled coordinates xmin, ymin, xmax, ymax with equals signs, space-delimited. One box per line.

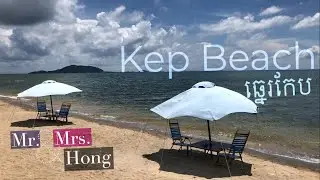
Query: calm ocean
xmin=0 ymin=70 xmax=319 ymax=164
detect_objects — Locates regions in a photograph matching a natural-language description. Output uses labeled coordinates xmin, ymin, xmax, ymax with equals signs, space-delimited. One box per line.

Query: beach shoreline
xmin=1 ymin=96 xmax=319 ymax=173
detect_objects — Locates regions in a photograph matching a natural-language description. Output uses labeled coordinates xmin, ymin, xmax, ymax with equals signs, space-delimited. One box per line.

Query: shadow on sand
xmin=11 ymin=119 xmax=74 ymax=128
xmin=143 ymin=149 xmax=252 ymax=179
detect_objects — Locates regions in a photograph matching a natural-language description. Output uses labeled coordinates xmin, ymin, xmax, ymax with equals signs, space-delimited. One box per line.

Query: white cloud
xmin=0 ymin=26 xmax=12 ymax=46
xmin=0 ymin=0 xmax=318 ymax=73
xmin=210 ymin=11 xmax=242 ymax=18
xmin=223 ymin=33 xmax=319 ymax=70
xmin=292 ymin=12 xmax=320 ymax=29
xmin=223 ymin=32 xmax=294 ymax=55
xmin=54 ymin=0 xmax=84 ymax=23
xmin=235 ymin=33 xmax=290 ymax=53
xmin=259 ymin=6 xmax=284 ymax=16
xmin=199 ymin=14 xmax=293 ymax=35
xmin=310 ymin=45 xmax=320 ymax=54
xmin=299 ymin=45 xmax=320 ymax=58
xmin=159 ymin=6 xmax=169 ymax=12
xmin=0 ymin=0 xmax=186 ymax=73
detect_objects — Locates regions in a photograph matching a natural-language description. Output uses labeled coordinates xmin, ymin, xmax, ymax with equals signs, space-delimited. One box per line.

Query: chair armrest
xmin=182 ymin=135 xmax=192 ymax=139
xmin=181 ymin=136 xmax=192 ymax=144
xmin=51 ymin=114 xmax=58 ymax=117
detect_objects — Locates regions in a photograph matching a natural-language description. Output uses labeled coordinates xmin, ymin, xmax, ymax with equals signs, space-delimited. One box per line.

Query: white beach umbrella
xmin=17 ymin=80 xmax=82 ymax=113
xmin=150 ymin=81 xmax=258 ymax=142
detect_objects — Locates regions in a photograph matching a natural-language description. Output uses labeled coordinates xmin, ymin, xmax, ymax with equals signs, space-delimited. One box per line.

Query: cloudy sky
xmin=0 ymin=0 xmax=319 ymax=73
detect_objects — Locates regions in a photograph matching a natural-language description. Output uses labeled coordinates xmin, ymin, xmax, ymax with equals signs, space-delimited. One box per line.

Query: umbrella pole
xmin=207 ymin=120 xmax=212 ymax=142
xmin=50 ymin=95 xmax=54 ymax=117
xmin=207 ymin=120 xmax=213 ymax=156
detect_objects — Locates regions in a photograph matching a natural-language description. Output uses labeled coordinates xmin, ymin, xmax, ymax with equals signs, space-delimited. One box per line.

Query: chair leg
xmin=32 ymin=118 xmax=36 ymax=128
xmin=228 ymin=157 xmax=234 ymax=166
xmin=216 ymin=152 xmax=220 ymax=163
xmin=239 ymin=153 xmax=244 ymax=169
xmin=210 ymin=150 xmax=213 ymax=159
xmin=170 ymin=144 xmax=174 ymax=149
xmin=239 ymin=153 xmax=243 ymax=162
xmin=189 ymin=146 xmax=193 ymax=155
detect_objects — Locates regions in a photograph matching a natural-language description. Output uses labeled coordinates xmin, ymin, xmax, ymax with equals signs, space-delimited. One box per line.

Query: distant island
xmin=29 ymin=65 xmax=104 ymax=74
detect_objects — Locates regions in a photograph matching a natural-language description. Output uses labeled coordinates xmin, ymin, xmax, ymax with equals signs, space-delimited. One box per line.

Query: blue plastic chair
xmin=217 ymin=130 xmax=250 ymax=165
xmin=169 ymin=120 xmax=191 ymax=150
xmin=36 ymin=100 xmax=49 ymax=119
xmin=54 ymin=103 xmax=71 ymax=122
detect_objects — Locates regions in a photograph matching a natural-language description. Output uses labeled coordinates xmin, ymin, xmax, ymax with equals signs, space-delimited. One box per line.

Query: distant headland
xmin=29 ymin=65 xmax=104 ymax=74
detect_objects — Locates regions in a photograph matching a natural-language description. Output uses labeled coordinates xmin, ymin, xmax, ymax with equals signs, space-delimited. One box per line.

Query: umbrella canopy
xmin=150 ymin=81 xmax=257 ymax=144
xmin=150 ymin=81 xmax=257 ymax=121
xmin=17 ymin=80 xmax=82 ymax=115
xmin=17 ymin=80 xmax=82 ymax=98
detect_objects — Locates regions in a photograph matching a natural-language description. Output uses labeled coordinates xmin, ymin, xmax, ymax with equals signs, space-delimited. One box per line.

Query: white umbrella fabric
xmin=18 ymin=80 xmax=82 ymax=98
xmin=150 ymin=81 xmax=258 ymax=142
xmin=17 ymin=80 xmax=82 ymax=113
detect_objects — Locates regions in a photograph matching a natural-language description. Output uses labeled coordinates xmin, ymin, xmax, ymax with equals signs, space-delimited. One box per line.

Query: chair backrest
xmin=230 ymin=130 xmax=250 ymax=154
xmin=37 ymin=101 xmax=47 ymax=112
xmin=169 ymin=120 xmax=182 ymax=140
xmin=58 ymin=103 xmax=71 ymax=117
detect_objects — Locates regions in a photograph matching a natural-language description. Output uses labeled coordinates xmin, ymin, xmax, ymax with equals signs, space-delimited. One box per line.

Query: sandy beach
xmin=0 ymin=99 xmax=319 ymax=180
